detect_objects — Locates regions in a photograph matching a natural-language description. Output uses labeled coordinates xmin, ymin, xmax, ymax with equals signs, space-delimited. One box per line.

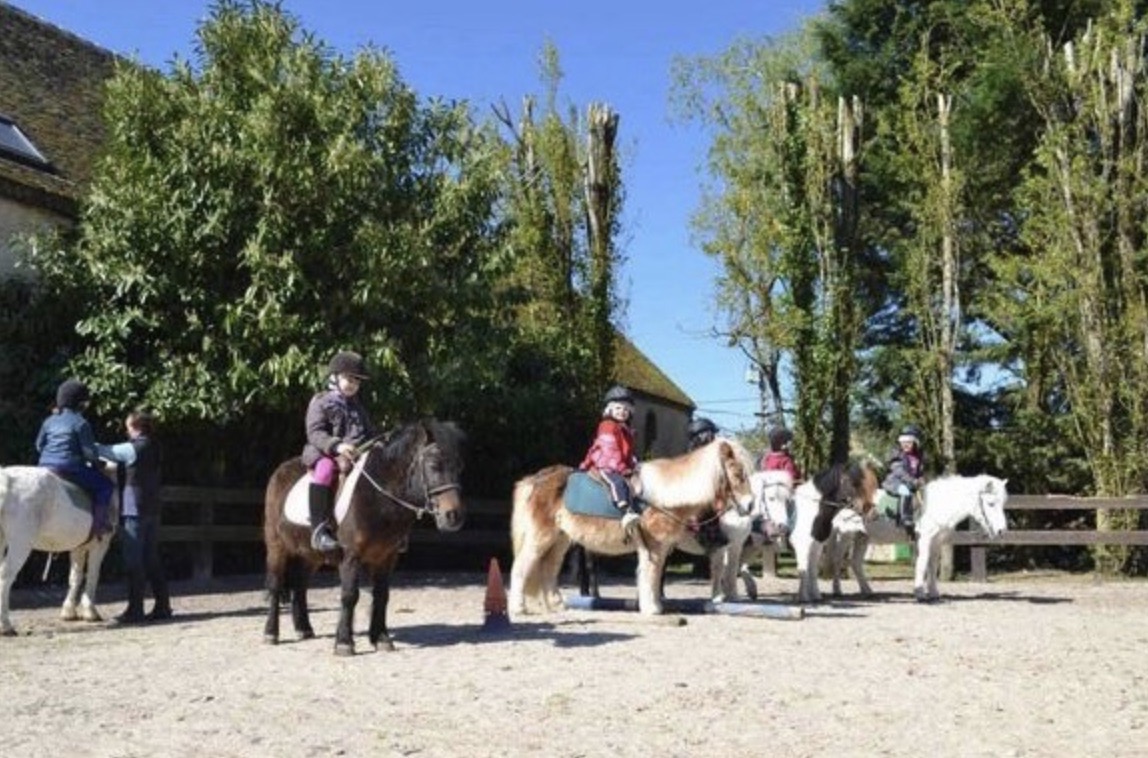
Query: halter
xmin=357 ymin=440 xmax=461 ymax=520
xmin=974 ymin=487 xmax=999 ymax=533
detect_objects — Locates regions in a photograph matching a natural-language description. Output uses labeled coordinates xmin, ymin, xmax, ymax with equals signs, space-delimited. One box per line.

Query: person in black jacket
xmin=100 ymin=409 xmax=171 ymax=624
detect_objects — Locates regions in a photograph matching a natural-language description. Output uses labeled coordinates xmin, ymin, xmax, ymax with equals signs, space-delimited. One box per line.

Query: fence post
xmin=940 ymin=543 xmax=953 ymax=580
xmin=969 ymin=547 xmax=987 ymax=582
xmin=192 ymin=494 xmax=214 ymax=582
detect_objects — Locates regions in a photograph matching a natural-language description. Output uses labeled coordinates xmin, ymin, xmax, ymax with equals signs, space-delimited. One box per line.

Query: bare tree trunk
xmin=584 ymin=103 xmax=621 ymax=391
xmin=938 ymin=93 xmax=957 ymax=475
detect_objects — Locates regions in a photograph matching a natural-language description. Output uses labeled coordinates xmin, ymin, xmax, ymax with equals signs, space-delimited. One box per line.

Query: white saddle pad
xmin=282 ymin=452 xmax=368 ymax=527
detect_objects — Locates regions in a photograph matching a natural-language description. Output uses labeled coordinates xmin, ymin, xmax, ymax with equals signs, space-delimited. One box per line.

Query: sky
xmin=12 ymin=0 xmax=826 ymax=431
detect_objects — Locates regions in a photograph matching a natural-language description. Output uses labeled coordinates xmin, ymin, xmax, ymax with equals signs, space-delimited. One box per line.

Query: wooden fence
xmin=159 ymin=486 xmax=510 ymax=581
xmin=158 ymin=487 xmax=1148 ymax=582
xmin=954 ymin=494 xmax=1148 ymax=581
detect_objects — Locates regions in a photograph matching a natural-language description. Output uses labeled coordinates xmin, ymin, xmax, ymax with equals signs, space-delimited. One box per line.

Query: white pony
xmin=673 ymin=470 xmax=791 ymax=602
xmin=829 ymin=474 xmax=1009 ymax=602
xmin=0 ymin=466 xmax=117 ymax=635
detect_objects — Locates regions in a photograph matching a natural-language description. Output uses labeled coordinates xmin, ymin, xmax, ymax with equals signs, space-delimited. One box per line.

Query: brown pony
xmin=508 ymin=438 xmax=755 ymax=616
xmin=262 ymin=419 xmax=464 ymax=655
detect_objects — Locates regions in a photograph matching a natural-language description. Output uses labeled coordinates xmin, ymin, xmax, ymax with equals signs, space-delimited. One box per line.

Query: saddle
xmin=564 ymin=471 xmax=643 ymax=520
xmin=282 ymin=458 xmax=363 ymax=528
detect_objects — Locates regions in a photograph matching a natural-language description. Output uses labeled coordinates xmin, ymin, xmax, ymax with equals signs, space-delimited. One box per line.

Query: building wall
xmin=633 ymin=399 xmax=690 ymax=459
xmin=0 ymin=196 xmax=66 ymax=276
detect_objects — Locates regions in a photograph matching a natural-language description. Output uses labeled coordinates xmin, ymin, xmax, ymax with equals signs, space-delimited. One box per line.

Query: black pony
xmin=262 ymin=419 xmax=465 ymax=655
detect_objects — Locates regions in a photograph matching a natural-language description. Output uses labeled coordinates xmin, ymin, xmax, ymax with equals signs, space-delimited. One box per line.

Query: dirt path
xmin=2 ymin=571 xmax=1145 ymax=757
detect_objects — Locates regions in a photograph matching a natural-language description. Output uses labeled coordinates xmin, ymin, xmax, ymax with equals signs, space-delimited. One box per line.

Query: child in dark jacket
xmin=882 ymin=424 xmax=926 ymax=533
xmin=36 ymin=379 xmax=113 ymax=537
xmin=302 ymin=351 xmax=377 ymax=552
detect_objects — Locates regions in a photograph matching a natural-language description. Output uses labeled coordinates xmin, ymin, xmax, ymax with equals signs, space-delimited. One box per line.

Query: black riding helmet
xmin=768 ymin=426 xmax=793 ymax=451
xmin=687 ymin=416 xmax=718 ymax=439
xmin=328 ymin=351 xmax=369 ymax=380
xmin=55 ymin=379 xmax=90 ymax=410
xmin=603 ymin=385 xmax=634 ymax=405
xmin=899 ymin=424 xmax=923 ymax=442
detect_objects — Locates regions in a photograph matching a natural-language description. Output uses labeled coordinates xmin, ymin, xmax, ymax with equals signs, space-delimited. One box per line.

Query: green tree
xmin=24 ymin=0 xmax=509 ymax=481
xmin=672 ymin=31 xmax=867 ymax=469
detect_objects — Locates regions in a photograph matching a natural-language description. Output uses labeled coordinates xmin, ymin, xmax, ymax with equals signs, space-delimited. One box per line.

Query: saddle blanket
xmin=564 ymin=471 xmax=629 ymax=519
xmin=282 ymin=453 xmax=368 ymax=527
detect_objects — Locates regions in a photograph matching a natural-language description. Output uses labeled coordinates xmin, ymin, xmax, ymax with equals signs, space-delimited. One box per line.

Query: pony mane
xmin=378 ymin=418 xmax=465 ymax=467
xmin=639 ymin=436 xmax=750 ymax=508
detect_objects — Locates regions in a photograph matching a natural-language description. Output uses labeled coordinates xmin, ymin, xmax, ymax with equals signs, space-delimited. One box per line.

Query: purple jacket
xmin=302 ymin=389 xmax=376 ymax=468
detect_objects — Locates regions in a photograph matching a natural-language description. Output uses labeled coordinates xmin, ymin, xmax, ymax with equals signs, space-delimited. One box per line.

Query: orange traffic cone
xmin=482 ymin=557 xmax=511 ymax=633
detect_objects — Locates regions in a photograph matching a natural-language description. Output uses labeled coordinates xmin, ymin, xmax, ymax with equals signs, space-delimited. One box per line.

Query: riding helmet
xmin=687 ymin=416 xmax=718 ymax=439
xmin=55 ymin=379 xmax=90 ymax=410
xmin=328 ymin=351 xmax=369 ymax=380
xmin=603 ymin=385 xmax=634 ymax=405
xmin=768 ymin=426 xmax=793 ymax=451
xmin=898 ymin=423 xmax=923 ymax=445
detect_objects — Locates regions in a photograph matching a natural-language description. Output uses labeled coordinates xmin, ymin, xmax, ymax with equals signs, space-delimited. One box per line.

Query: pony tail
xmin=510 ymin=477 xmax=535 ymax=558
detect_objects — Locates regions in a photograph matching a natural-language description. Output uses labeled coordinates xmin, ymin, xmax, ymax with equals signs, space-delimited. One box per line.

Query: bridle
xmin=358 ymin=441 xmax=461 ymax=520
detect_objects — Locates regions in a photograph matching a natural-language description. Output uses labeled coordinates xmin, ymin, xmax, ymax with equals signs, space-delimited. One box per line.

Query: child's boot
xmin=308 ymin=484 xmax=339 ymax=552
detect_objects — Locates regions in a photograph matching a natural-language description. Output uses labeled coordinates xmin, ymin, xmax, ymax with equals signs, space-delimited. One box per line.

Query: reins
xmin=355 ymin=440 xmax=461 ymax=520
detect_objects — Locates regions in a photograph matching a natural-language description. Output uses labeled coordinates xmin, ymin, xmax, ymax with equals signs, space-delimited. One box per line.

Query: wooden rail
xmin=158 ymin=488 xmax=1148 ymax=582
xmin=158 ymin=487 xmax=510 ymax=581
xmin=952 ymin=495 xmax=1148 ymax=581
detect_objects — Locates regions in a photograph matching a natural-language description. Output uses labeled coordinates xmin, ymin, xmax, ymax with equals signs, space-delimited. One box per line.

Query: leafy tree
xmin=24 ymin=0 xmax=509 ymax=482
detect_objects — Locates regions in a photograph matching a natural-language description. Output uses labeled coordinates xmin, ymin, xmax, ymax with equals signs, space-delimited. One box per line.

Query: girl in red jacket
xmin=580 ymin=385 xmax=640 ymax=532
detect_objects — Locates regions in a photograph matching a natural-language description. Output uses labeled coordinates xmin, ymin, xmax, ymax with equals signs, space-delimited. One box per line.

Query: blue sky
xmin=13 ymin=0 xmax=826 ymax=431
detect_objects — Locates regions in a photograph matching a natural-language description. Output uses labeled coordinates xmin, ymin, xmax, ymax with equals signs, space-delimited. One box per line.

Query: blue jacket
xmin=36 ymin=409 xmax=99 ymax=469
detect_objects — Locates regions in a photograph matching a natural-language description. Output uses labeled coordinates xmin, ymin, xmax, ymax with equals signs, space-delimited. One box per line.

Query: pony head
xmin=971 ymin=475 xmax=1009 ymax=538
xmin=751 ymin=470 xmax=792 ymax=539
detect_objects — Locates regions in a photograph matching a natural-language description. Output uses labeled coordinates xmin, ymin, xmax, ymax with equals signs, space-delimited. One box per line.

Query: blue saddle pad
xmin=564 ymin=472 xmax=623 ymax=519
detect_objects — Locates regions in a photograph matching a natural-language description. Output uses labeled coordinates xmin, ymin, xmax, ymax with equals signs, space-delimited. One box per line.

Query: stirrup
xmin=310 ymin=527 xmax=340 ymax=552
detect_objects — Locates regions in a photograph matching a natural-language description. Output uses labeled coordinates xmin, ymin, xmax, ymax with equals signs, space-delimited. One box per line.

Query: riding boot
xmin=898 ymin=495 xmax=916 ymax=533
xmin=308 ymin=484 xmax=340 ymax=552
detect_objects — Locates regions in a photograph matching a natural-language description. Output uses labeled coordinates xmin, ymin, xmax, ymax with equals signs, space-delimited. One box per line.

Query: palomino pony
xmin=828 ymin=474 xmax=1009 ymax=602
xmin=673 ymin=470 xmax=791 ymax=602
xmin=509 ymin=438 xmax=756 ymax=616
xmin=262 ymin=419 xmax=464 ymax=655
xmin=0 ymin=465 xmax=118 ymax=635
xmin=786 ymin=460 xmax=882 ymax=604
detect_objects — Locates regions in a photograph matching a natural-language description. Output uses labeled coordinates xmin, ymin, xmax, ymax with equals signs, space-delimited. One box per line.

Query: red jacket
xmin=762 ymin=451 xmax=800 ymax=482
xmin=580 ymin=418 xmax=637 ymax=475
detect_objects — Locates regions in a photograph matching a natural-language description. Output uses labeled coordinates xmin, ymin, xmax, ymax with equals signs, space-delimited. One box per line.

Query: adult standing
xmin=100 ymin=410 xmax=171 ymax=623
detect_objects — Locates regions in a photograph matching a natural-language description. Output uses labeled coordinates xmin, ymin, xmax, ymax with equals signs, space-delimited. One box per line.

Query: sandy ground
xmin=2 ymin=567 xmax=1146 ymax=758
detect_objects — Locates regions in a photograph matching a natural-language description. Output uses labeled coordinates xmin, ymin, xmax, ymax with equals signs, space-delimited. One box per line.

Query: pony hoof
xmin=60 ymin=608 xmax=79 ymax=622
xmin=334 ymin=643 xmax=355 ymax=657
xmin=82 ymin=609 xmax=103 ymax=623
xmin=263 ymin=634 xmax=279 ymax=645
xmin=372 ymin=637 xmax=396 ymax=652
xmin=1 ymin=627 xmax=17 ymax=637
xmin=297 ymin=629 xmax=315 ymax=641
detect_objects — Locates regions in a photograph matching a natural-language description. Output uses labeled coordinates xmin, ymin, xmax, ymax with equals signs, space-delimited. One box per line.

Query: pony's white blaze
xmin=0 ymin=466 xmax=117 ymax=635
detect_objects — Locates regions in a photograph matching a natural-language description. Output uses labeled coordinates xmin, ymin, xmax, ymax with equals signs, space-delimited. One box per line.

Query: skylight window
xmin=0 ymin=116 xmax=49 ymax=167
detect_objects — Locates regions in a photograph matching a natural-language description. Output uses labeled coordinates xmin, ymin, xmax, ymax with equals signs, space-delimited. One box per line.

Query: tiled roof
xmin=0 ymin=2 xmax=118 ymax=215
xmin=613 ymin=332 xmax=694 ymax=409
